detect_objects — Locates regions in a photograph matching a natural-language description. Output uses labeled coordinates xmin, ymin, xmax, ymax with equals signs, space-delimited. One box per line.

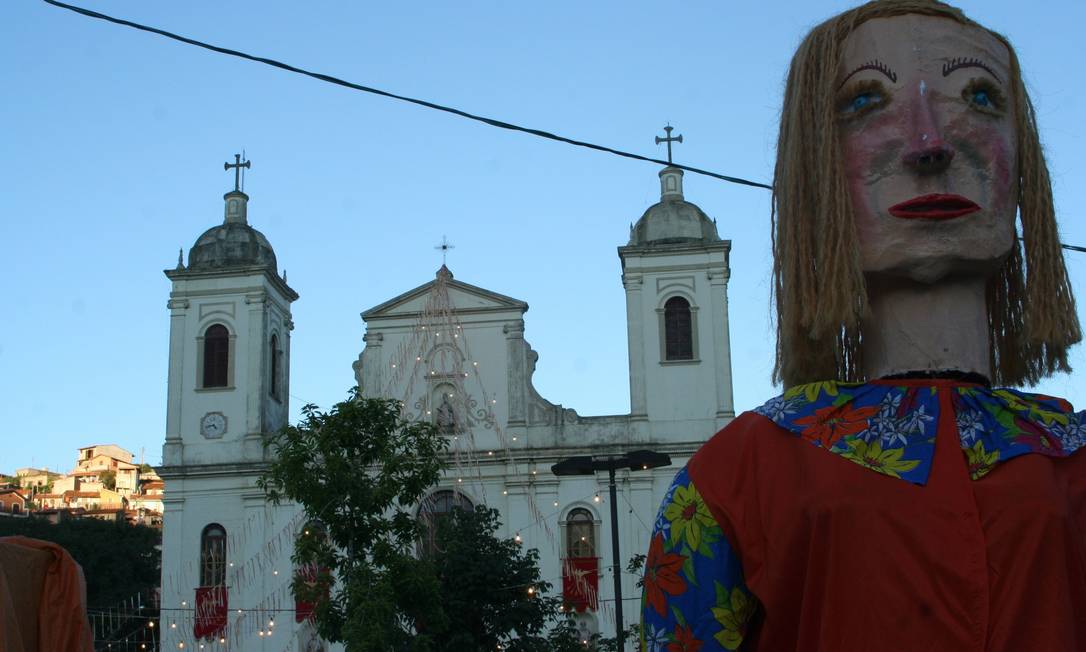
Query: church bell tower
xmin=158 ymin=156 xmax=300 ymax=650
xmin=618 ymin=128 xmax=734 ymax=441
xmin=161 ymin=155 xmax=298 ymax=467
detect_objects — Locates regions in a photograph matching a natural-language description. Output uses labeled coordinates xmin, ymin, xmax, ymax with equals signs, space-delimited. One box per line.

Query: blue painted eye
xmin=846 ymin=92 xmax=879 ymax=113
xmin=971 ymin=89 xmax=991 ymax=107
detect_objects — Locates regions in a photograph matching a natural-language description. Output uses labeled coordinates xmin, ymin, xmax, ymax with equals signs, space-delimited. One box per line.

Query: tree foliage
xmin=259 ymin=389 xmax=450 ymax=650
xmin=0 ymin=517 xmax=160 ymax=606
xmin=259 ymin=388 xmax=589 ymax=651
xmin=427 ymin=505 xmax=577 ymax=651
xmin=98 ymin=470 xmax=117 ymax=490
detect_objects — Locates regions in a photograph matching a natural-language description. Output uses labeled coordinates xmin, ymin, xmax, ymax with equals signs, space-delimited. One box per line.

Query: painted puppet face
xmin=838 ymin=14 xmax=1018 ymax=283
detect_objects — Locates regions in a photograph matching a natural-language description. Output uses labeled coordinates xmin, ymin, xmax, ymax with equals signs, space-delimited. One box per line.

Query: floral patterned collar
xmin=753 ymin=380 xmax=1086 ymax=484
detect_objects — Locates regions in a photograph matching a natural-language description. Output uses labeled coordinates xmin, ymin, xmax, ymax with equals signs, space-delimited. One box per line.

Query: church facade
xmin=158 ymin=160 xmax=734 ymax=650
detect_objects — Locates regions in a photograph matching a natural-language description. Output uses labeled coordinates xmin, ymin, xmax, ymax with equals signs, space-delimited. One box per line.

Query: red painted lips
xmin=888 ymin=194 xmax=981 ymax=220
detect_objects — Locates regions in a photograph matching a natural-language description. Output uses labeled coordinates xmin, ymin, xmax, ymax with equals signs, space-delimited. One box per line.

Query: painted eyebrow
xmin=838 ymin=59 xmax=898 ymax=89
xmin=942 ymin=57 xmax=1002 ymax=84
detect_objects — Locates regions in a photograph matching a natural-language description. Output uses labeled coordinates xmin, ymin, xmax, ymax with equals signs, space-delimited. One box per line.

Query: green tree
xmin=260 ymin=388 xmax=585 ymax=651
xmin=428 ymin=505 xmax=576 ymax=651
xmin=259 ymin=389 xmax=450 ymax=650
xmin=139 ymin=463 xmax=154 ymax=474
xmin=98 ymin=470 xmax=116 ymax=490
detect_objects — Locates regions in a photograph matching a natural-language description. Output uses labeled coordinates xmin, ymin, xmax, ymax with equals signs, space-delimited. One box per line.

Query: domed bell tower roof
xmin=186 ymin=154 xmax=278 ymax=271
xmin=629 ymin=167 xmax=720 ymax=246
xmin=628 ymin=126 xmax=720 ymax=247
xmin=187 ymin=190 xmax=279 ymax=270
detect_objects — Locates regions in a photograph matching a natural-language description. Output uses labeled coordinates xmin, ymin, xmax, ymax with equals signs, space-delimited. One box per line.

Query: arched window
xmin=664 ymin=296 xmax=694 ymax=360
xmin=417 ymin=490 xmax=473 ymax=556
xmin=565 ymin=508 xmax=595 ymax=558
xmin=200 ymin=524 xmax=227 ymax=587
xmin=203 ymin=325 xmax=230 ymax=388
xmin=269 ymin=334 xmax=280 ymax=399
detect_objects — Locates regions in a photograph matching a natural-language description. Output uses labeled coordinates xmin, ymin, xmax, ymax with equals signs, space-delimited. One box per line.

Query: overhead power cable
xmin=40 ymin=0 xmax=1086 ymax=254
xmin=41 ymin=0 xmax=771 ymax=191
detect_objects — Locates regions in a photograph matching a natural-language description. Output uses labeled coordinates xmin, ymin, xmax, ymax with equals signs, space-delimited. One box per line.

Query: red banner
xmin=562 ymin=557 xmax=599 ymax=612
xmin=194 ymin=586 xmax=228 ymax=640
xmin=295 ymin=565 xmax=330 ymax=623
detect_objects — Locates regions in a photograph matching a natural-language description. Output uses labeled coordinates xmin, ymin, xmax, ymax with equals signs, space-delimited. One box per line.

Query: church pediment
xmin=362 ymin=267 xmax=528 ymax=321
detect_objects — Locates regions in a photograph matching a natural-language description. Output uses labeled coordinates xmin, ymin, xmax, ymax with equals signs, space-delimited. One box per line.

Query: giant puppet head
xmin=771 ymin=0 xmax=1079 ymax=387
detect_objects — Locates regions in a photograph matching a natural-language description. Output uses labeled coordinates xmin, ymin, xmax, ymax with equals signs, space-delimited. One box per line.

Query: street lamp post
xmin=552 ymin=450 xmax=671 ymax=651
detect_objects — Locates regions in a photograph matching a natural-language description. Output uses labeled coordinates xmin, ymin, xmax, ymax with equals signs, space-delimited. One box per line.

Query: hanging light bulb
xmin=269 ymin=618 xmax=275 ymax=628
xmin=594 ymin=494 xmax=601 ymax=503
xmin=514 ymin=533 xmax=522 ymax=543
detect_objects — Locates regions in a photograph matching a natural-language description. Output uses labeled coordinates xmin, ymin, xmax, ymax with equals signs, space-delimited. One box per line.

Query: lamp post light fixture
xmin=551 ymin=450 xmax=671 ymax=651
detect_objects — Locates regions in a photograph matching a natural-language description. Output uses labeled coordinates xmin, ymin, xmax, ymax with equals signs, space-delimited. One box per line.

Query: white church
xmin=157 ymin=157 xmax=736 ymax=651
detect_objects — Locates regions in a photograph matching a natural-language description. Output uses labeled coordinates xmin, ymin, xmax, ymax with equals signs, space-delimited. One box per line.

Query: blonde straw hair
xmin=772 ymin=0 xmax=1080 ymax=387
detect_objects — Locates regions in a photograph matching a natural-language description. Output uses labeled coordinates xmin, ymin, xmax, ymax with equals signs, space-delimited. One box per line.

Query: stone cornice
xmin=165 ymin=265 xmax=299 ymax=302
xmin=157 ymin=461 xmax=270 ymax=480
xmin=618 ymin=238 xmax=731 ymax=258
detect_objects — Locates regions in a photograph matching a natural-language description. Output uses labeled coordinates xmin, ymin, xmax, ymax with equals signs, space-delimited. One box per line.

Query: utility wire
xmin=40 ymin=0 xmax=1086 ymax=254
xmin=41 ymin=0 xmax=771 ymax=191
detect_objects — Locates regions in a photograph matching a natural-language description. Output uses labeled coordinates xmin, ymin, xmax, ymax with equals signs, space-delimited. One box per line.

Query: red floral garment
xmin=663 ymin=379 xmax=1086 ymax=651
xmin=641 ymin=467 xmax=755 ymax=651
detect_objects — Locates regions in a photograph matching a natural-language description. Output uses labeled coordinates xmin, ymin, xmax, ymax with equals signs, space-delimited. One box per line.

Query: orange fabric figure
xmin=0 ymin=536 xmax=94 ymax=652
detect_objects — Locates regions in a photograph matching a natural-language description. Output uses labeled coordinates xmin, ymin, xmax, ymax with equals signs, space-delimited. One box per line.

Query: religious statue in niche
xmin=435 ymin=393 xmax=457 ymax=435
xmin=642 ymin=2 xmax=1085 ymax=650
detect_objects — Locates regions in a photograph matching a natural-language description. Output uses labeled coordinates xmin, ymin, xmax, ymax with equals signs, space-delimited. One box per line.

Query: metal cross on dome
xmin=435 ymin=235 xmax=455 ymax=265
xmin=655 ymin=125 xmax=683 ymax=165
xmin=224 ymin=153 xmax=251 ymax=192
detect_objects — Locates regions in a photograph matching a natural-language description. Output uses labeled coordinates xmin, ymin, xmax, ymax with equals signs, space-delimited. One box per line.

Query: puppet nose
xmin=904 ymin=143 xmax=955 ymax=174
xmin=902 ymin=86 xmax=955 ymax=175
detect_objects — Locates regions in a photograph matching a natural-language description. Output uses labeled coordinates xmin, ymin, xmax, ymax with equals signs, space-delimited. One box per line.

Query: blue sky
xmin=2 ymin=0 xmax=1083 ymax=472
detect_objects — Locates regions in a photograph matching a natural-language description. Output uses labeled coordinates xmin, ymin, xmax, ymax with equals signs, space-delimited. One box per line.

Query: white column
xmin=164 ymin=297 xmax=189 ymax=465
xmin=623 ymin=271 xmax=647 ymax=420
xmin=710 ymin=262 xmax=735 ymax=421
